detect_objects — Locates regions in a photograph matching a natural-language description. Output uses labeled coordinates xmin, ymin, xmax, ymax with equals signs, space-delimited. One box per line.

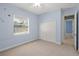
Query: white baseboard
xmin=0 ymin=39 xmax=38 ymax=52
xmin=40 ymin=39 xmax=61 ymax=45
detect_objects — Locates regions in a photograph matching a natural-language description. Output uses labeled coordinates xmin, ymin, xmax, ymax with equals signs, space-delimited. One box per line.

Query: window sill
xmin=14 ymin=32 xmax=29 ymax=35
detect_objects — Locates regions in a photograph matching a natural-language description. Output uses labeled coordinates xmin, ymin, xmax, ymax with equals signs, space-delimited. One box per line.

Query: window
xmin=14 ymin=15 xmax=29 ymax=35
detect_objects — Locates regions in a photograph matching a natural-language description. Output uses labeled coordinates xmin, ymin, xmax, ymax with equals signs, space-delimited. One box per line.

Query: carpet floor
xmin=0 ymin=39 xmax=79 ymax=56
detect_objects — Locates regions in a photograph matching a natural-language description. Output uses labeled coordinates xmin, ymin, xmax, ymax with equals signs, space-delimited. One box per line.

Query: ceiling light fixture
xmin=33 ymin=3 xmax=41 ymax=8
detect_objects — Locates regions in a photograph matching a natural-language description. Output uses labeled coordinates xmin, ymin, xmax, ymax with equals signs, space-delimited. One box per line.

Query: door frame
xmin=61 ymin=11 xmax=78 ymax=51
xmin=76 ymin=12 xmax=78 ymax=51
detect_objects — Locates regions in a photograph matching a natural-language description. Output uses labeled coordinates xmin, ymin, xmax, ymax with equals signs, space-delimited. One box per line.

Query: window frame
xmin=13 ymin=15 xmax=29 ymax=35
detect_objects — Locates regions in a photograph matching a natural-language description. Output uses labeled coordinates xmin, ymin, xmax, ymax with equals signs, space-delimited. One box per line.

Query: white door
xmin=74 ymin=11 xmax=78 ymax=51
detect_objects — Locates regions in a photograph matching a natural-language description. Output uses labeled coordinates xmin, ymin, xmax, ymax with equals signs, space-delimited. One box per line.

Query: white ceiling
xmin=12 ymin=3 xmax=79 ymax=15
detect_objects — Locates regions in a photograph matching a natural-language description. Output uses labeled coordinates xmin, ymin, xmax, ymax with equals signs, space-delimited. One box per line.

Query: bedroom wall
xmin=0 ymin=4 xmax=38 ymax=51
xmin=38 ymin=9 xmax=62 ymax=44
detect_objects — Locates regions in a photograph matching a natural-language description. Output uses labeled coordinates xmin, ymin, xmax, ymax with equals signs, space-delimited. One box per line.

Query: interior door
xmin=76 ymin=12 xmax=78 ymax=51
xmin=74 ymin=11 xmax=78 ymax=51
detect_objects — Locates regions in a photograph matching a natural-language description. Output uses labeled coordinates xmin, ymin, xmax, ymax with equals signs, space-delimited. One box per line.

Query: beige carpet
xmin=63 ymin=37 xmax=74 ymax=47
xmin=0 ymin=39 xmax=79 ymax=56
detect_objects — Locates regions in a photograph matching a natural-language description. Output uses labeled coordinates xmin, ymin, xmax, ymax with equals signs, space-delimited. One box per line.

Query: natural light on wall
xmin=13 ymin=15 xmax=29 ymax=35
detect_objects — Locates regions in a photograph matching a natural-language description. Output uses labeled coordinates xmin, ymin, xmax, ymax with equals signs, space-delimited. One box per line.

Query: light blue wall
xmin=38 ymin=9 xmax=62 ymax=44
xmin=0 ymin=4 xmax=38 ymax=51
xmin=66 ymin=20 xmax=72 ymax=33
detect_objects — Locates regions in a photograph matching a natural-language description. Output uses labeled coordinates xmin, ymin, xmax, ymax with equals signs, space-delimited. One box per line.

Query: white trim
xmin=74 ymin=10 xmax=77 ymax=50
xmin=0 ymin=39 xmax=37 ymax=52
xmin=40 ymin=39 xmax=61 ymax=45
xmin=13 ymin=15 xmax=30 ymax=35
xmin=14 ymin=32 xmax=29 ymax=35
